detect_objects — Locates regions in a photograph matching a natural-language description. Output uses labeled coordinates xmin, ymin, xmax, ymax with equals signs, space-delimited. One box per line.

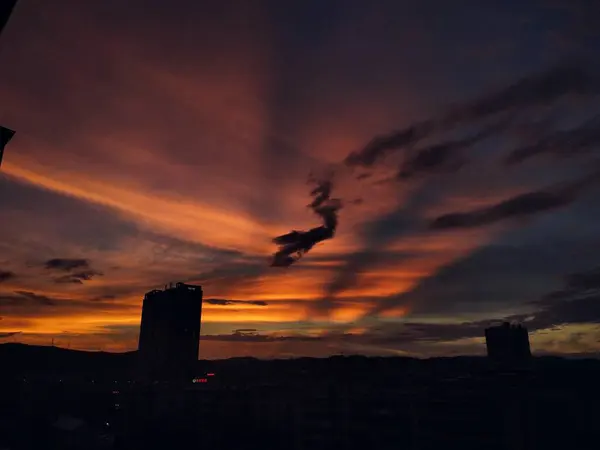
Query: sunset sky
xmin=1 ymin=0 xmax=600 ymax=359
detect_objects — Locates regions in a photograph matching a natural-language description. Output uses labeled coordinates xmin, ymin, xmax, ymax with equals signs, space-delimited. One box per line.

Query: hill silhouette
xmin=2 ymin=342 xmax=600 ymax=384
xmin=0 ymin=343 xmax=135 ymax=379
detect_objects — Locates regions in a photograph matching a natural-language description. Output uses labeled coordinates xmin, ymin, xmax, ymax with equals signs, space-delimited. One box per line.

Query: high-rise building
xmin=138 ymin=282 xmax=203 ymax=381
xmin=485 ymin=322 xmax=531 ymax=365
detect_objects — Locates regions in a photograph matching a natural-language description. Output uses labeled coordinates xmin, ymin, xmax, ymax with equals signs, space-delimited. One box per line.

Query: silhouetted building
xmin=0 ymin=0 xmax=18 ymax=38
xmin=485 ymin=322 xmax=531 ymax=365
xmin=137 ymin=282 xmax=203 ymax=381
xmin=0 ymin=126 xmax=15 ymax=167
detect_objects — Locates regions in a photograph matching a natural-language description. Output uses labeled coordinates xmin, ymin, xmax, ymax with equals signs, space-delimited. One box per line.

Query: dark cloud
xmin=345 ymin=122 xmax=434 ymax=168
xmin=505 ymin=114 xmax=600 ymax=165
xmin=14 ymin=290 xmax=57 ymax=306
xmin=442 ymin=61 xmax=593 ymax=126
xmin=1 ymin=291 xmax=56 ymax=306
xmin=91 ymin=294 xmax=117 ymax=301
xmin=0 ymin=290 xmax=132 ymax=319
xmin=0 ymin=331 xmax=21 ymax=339
xmin=43 ymin=258 xmax=103 ymax=284
xmin=430 ymin=172 xmax=600 ymax=231
xmin=396 ymin=120 xmax=508 ymax=180
xmin=396 ymin=137 xmax=467 ymax=181
xmin=205 ymin=298 xmax=268 ymax=306
xmin=0 ymin=270 xmax=15 ymax=283
xmin=53 ymin=270 xmax=103 ymax=284
xmin=271 ymin=177 xmax=342 ymax=267
xmin=504 ymin=266 xmax=600 ymax=331
xmin=527 ymin=294 xmax=600 ymax=329
xmin=431 ymin=191 xmax=570 ymax=230
xmin=538 ymin=266 xmax=600 ymax=303
xmin=566 ymin=267 xmax=600 ymax=291
xmin=345 ymin=62 xmax=594 ymax=169
xmin=44 ymin=258 xmax=90 ymax=271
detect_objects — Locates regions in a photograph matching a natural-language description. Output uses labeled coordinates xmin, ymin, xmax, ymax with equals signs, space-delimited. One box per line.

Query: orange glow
xmin=2 ymin=0 xmax=582 ymax=359
xmin=330 ymin=303 xmax=373 ymax=323
xmin=378 ymin=306 xmax=410 ymax=319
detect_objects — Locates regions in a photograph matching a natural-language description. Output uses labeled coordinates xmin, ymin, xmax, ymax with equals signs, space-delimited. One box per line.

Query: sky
xmin=1 ymin=0 xmax=600 ymax=359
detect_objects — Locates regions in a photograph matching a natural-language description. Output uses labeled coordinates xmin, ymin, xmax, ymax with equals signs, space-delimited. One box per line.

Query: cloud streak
xmin=430 ymin=170 xmax=600 ymax=230
xmin=345 ymin=62 xmax=595 ymax=169
xmin=0 ymin=331 xmax=21 ymax=339
xmin=44 ymin=258 xmax=90 ymax=271
xmin=271 ymin=177 xmax=342 ymax=267
xmin=43 ymin=258 xmax=103 ymax=284
xmin=205 ymin=298 xmax=268 ymax=306
xmin=396 ymin=119 xmax=509 ymax=180
xmin=505 ymin=114 xmax=600 ymax=165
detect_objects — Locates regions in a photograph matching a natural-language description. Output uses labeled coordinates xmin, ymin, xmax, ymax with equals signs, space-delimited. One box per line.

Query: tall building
xmin=138 ymin=282 xmax=203 ymax=381
xmin=485 ymin=322 xmax=531 ymax=365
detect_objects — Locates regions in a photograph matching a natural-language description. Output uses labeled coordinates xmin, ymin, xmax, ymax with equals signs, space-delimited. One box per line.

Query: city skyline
xmin=1 ymin=0 xmax=600 ymax=359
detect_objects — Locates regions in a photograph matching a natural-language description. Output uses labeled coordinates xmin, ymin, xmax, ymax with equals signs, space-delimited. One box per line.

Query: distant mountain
xmin=0 ymin=343 xmax=135 ymax=378
xmin=2 ymin=342 xmax=599 ymax=382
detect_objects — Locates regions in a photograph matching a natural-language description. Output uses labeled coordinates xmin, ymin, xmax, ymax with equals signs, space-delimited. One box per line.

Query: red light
xmin=207 ymin=373 xmax=215 ymax=377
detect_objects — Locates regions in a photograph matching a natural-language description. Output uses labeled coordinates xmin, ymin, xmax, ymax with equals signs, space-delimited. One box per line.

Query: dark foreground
xmin=1 ymin=343 xmax=600 ymax=450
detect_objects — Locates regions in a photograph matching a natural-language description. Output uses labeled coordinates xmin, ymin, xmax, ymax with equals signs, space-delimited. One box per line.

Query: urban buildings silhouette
xmin=3 ymin=316 xmax=600 ymax=449
xmin=485 ymin=322 xmax=531 ymax=365
xmin=137 ymin=282 xmax=203 ymax=381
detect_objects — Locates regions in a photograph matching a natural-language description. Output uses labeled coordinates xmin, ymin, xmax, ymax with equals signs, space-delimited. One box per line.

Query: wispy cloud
xmin=0 ymin=270 xmax=16 ymax=283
